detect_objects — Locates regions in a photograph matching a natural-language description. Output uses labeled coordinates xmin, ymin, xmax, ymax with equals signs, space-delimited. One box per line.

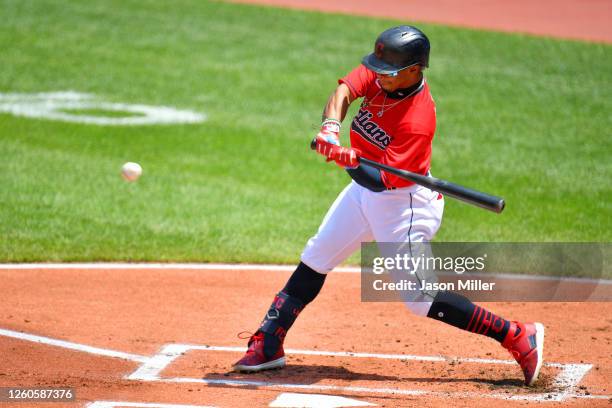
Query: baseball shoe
xmin=502 ymin=321 xmax=545 ymax=386
xmin=232 ymin=331 xmax=285 ymax=372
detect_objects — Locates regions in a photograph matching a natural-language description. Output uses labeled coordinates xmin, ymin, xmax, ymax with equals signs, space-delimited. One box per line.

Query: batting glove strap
xmin=318 ymin=118 xmax=341 ymax=146
xmin=321 ymin=118 xmax=341 ymax=134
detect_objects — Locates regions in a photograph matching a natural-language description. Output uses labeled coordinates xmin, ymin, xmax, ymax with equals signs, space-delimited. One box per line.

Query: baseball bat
xmin=310 ymin=139 xmax=505 ymax=213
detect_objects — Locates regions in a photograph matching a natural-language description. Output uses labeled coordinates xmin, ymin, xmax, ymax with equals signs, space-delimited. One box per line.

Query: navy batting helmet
xmin=362 ymin=25 xmax=430 ymax=75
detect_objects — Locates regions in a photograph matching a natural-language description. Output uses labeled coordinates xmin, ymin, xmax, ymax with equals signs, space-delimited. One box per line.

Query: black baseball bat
xmin=310 ymin=139 xmax=505 ymax=213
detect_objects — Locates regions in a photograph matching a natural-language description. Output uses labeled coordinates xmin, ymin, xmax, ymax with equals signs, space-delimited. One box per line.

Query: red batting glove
xmin=315 ymin=136 xmax=361 ymax=169
xmin=333 ymin=145 xmax=361 ymax=169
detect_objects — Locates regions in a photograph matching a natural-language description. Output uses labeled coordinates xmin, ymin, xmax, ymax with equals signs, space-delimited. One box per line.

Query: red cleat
xmin=502 ymin=321 xmax=545 ymax=386
xmin=232 ymin=332 xmax=285 ymax=372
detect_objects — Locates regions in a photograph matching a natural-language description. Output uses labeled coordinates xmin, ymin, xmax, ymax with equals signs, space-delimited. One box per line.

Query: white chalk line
xmin=0 ymin=91 xmax=205 ymax=126
xmin=0 ymin=263 xmax=333 ymax=272
xmin=87 ymin=402 xmax=217 ymax=408
xmin=128 ymin=344 xmax=596 ymax=403
xmin=0 ymin=328 xmax=148 ymax=363
xmin=1 ymin=262 xmax=610 ymax=284
xmin=0 ymin=329 xmax=606 ymax=402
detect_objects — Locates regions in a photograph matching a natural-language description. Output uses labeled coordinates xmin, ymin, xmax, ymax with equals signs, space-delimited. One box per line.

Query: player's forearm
xmin=321 ymin=83 xmax=353 ymax=123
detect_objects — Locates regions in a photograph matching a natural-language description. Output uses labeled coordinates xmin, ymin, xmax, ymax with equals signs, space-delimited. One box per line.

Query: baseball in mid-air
xmin=121 ymin=162 xmax=142 ymax=182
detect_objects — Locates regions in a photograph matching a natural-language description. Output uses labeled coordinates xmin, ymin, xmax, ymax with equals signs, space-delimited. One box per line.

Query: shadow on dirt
xmin=203 ymin=363 xmax=538 ymax=390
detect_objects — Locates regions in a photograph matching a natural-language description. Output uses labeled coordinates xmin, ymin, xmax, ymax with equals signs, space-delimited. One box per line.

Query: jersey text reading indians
xmin=351 ymin=109 xmax=392 ymax=150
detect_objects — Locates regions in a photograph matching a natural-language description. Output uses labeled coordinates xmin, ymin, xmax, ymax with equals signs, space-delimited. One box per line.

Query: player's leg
xmin=364 ymin=185 xmax=443 ymax=314
xmin=300 ymin=182 xmax=374 ymax=274
xmin=233 ymin=182 xmax=373 ymax=372
xmin=231 ymin=263 xmax=324 ymax=372
xmin=365 ymin=186 xmax=544 ymax=385
xmin=426 ymin=291 xmax=544 ymax=385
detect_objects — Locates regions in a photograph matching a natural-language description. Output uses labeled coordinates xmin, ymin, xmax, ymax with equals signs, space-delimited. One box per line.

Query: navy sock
xmin=282 ymin=262 xmax=327 ymax=305
xmin=427 ymin=291 xmax=510 ymax=343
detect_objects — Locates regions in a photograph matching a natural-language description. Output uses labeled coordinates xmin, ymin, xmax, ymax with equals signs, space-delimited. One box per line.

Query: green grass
xmin=0 ymin=0 xmax=610 ymax=266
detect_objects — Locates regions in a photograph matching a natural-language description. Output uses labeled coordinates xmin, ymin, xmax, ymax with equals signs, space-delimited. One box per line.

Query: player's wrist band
xmin=321 ymin=118 xmax=341 ymax=134
xmin=322 ymin=118 xmax=341 ymax=126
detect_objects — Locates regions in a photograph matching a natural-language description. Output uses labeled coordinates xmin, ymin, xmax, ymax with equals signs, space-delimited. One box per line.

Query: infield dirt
xmin=0 ymin=267 xmax=610 ymax=407
xmin=229 ymin=0 xmax=612 ymax=43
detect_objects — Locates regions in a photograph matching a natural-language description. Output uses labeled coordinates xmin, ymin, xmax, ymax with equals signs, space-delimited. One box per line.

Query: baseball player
xmin=233 ymin=26 xmax=545 ymax=386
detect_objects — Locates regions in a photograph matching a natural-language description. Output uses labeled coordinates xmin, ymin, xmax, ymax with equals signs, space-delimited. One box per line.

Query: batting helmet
xmin=362 ymin=25 xmax=430 ymax=75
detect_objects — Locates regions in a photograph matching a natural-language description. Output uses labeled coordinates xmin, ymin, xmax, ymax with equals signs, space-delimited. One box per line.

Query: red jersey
xmin=339 ymin=64 xmax=436 ymax=189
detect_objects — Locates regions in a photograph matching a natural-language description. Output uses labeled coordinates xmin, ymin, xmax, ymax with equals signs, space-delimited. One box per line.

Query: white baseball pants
xmin=301 ymin=180 xmax=444 ymax=315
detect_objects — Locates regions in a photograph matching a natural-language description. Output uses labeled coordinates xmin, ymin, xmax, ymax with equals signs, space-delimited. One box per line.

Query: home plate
xmin=269 ymin=392 xmax=376 ymax=408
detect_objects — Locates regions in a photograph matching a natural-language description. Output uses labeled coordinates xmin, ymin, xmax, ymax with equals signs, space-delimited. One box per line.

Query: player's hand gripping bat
xmin=310 ymin=138 xmax=505 ymax=213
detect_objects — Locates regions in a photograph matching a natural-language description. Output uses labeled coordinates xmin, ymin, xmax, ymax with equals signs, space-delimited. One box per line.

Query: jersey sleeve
xmin=339 ymin=64 xmax=377 ymax=99
xmin=380 ymin=132 xmax=433 ymax=189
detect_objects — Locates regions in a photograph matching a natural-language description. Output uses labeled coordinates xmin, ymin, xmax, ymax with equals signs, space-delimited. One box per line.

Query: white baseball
xmin=121 ymin=162 xmax=142 ymax=182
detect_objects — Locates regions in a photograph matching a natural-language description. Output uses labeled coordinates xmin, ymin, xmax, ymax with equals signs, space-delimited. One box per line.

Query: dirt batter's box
xmin=126 ymin=344 xmax=592 ymax=403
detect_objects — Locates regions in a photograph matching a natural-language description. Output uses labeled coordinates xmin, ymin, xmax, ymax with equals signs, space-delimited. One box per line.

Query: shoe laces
xmin=237 ymin=331 xmax=264 ymax=350
xmin=237 ymin=331 xmax=254 ymax=340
